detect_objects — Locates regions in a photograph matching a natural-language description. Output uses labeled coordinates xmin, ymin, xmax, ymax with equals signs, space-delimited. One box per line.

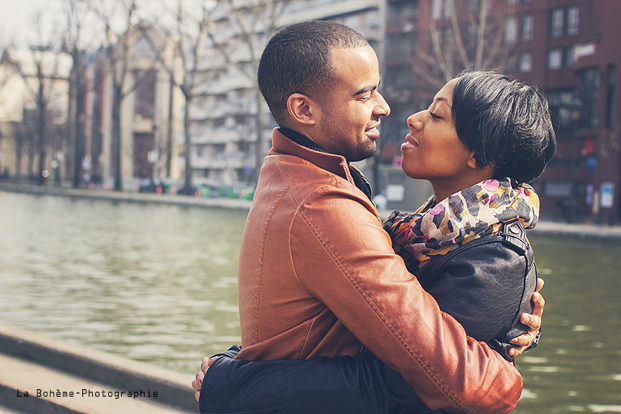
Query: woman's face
xmin=400 ymin=79 xmax=491 ymax=201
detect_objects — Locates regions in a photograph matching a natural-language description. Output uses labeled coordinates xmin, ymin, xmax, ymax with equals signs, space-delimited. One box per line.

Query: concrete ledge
xmin=0 ymin=383 xmax=84 ymax=414
xmin=0 ymin=183 xmax=252 ymax=211
xmin=0 ymin=325 xmax=196 ymax=413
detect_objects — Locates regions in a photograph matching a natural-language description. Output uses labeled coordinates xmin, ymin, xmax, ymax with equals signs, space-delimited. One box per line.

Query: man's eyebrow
xmin=353 ymin=81 xmax=381 ymax=96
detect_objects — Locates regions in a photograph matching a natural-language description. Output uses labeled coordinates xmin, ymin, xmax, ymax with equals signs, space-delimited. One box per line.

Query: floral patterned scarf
xmin=383 ymin=177 xmax=539 ymax=268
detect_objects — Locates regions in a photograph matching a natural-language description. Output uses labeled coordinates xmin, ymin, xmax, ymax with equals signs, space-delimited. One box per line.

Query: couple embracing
xmin=192 ymin=20 xmax=554 ymax=414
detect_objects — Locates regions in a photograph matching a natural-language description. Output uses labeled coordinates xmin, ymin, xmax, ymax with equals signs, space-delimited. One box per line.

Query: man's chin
xmin=349 ymin=144 xmax=377 ymax=163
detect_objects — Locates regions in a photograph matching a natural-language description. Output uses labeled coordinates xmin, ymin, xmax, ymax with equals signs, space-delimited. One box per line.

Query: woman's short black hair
xmin=257 ymin=20 xmax=369 ymax=126
xmin=452 ymin=71 xmax=557 ymax=183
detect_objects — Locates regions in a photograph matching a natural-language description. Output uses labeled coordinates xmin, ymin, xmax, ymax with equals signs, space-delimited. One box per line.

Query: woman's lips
xmin=401 ymin=134 xmax=419 ymax=151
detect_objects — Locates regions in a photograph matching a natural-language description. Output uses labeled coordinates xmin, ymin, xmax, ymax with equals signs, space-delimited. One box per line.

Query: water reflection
xmin=0 ymin=191 xmax=620 ymax=412
xmin=517 ymin=233 xmax=621 ymax=413
xmin=0 ymin=191 xmax=247 ymax=373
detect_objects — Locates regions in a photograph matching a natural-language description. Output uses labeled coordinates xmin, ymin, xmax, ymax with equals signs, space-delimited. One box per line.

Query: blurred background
xmin=0 ymin=1 xmax=620 ymax=413
xmin=0 ymin=0 xmax=620 ymax=224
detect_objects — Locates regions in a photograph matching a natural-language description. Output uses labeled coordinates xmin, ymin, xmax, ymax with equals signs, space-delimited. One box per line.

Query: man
xmin=193 ymin=20 xmax=543 ymax=413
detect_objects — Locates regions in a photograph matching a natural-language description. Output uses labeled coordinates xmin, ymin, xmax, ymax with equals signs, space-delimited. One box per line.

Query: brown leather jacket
xmin=236 ymin=129 xmax=522 ymax=413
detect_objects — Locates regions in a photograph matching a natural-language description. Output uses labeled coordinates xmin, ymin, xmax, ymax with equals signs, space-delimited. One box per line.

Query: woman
xmin=193 ymin=71 xmax=555 ymax=414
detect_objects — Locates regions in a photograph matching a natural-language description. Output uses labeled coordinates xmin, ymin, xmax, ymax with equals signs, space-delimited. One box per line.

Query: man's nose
xmin=374 ymin=92 xmax=391 ymax=117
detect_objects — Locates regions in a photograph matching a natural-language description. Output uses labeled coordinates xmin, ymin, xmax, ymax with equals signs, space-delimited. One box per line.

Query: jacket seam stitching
xmin=252 ymin=178 xmax=288 ymax=345
xmin=295 ymin=205 xmax=470 ymax=412
xmin=298 ymin=318 xmax=316 ymax=359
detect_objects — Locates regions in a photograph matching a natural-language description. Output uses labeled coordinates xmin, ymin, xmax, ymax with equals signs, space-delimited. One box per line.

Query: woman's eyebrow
xmin=434 ymin=96 xmax=452 ymax=109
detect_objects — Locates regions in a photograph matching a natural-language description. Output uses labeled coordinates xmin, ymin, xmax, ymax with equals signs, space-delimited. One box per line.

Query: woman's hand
xmin=508 ymin=278 xmax=545 ymax=357
xmin=192 ymin=356 xmax=217 ymax=401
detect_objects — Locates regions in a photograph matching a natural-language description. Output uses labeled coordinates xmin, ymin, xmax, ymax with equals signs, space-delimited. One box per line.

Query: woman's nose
xmin=407 ymin=112 xmax=424 ymax=131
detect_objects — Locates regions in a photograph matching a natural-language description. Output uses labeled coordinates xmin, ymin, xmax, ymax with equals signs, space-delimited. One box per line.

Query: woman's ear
xmin=466 ymin=152 xmax=479 ymax=170
xmin=287 ymin=93 xmax=317 ymax=126
xmin=467 ymin=152 xmax=494 ymax=174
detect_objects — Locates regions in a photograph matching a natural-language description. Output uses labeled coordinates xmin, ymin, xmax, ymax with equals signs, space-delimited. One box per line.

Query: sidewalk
xmin=2 ymin=181 xmax=621 ymax=240
xmin=0 ymin=324 xmax=195 ymax=414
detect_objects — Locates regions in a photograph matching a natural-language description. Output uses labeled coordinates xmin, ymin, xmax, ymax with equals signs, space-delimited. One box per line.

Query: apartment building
xmin=379 ymin=0 xmax=621 ymax=223
xmin=509 ymin=0 xmax=621 ymax=224
xmin=187 ymin=0 xmax=382 ymax=189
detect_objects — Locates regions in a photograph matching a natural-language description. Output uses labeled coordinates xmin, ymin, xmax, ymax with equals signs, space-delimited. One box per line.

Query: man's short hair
xmin=258 ymin=20 xmax=369 ymax=126
xmin=452 ymin=71 xmax=557 ymax=183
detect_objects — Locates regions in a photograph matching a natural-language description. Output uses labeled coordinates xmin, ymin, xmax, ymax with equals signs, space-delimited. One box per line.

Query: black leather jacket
xmin=199 ymin=219 xmax=537 ymax=414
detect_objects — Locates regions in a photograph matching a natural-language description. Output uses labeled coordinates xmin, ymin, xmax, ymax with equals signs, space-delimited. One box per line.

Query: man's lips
xmin=365 ymin=125 xmax=380 ymax=140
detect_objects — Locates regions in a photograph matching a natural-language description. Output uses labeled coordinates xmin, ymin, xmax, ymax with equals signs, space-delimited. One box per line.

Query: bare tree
xmin=140 ymin=0 xmax=221 ymax=195
xmin=7 ymin=112 xmax=37 ymax=179
xmin=62 ymin=0 xmax=94 ymax=188
xmin=3 ymin=43 xmax=69 ymax=185
xmin=203 ymin=0 xmax=289 ymax=184
xmin=92 ymin=0 xmax=161 ymax=191
xmin=414 ymin=0 xmax=517 ymax=89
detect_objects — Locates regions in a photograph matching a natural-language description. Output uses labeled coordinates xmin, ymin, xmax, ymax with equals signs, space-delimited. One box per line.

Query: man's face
xmin=311 ymin=46 xmax=391 ymax=162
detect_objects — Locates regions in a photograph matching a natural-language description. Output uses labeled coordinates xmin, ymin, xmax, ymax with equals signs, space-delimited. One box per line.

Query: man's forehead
xmin=328 ymin=46 xmax=380 ymax=91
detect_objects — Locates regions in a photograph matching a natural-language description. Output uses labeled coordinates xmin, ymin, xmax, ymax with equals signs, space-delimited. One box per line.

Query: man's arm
xmin=192 ymin=300 xmax=543 ymax=412
xmin=195 ymin=347 xmax=441 ymax=414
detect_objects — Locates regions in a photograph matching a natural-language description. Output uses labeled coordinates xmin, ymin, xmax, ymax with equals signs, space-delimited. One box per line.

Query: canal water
xmin=0 ymin=190 xmax=620 ymax=413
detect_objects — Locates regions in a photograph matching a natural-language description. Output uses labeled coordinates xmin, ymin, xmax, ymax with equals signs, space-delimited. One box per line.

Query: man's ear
xmin=287 ymin=93 xmax=318 ymax=126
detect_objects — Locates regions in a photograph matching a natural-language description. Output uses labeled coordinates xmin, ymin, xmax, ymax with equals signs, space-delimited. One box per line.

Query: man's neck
xmin=278 ymin=128 xmax=327 ymax=154
xmin=277 ymin=127 xmax=373 ymax=201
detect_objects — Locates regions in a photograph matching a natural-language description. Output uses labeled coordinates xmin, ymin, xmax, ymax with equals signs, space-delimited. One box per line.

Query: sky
xmin=0 ymin=0 xmax=199 ymax=49
xmin=0 ymin=0 xmax=65 ymax=46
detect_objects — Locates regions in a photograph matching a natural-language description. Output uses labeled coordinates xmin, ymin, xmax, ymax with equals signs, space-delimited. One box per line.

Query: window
xmin=564 ymin=46 xmax=574 ymax=67
xmin=134 ymin=70 xmax=156 ymax=120
xmin=567 ymin=7 xmax=579 ymax=36
xmin=444 ymin=0 xmax=453 ymax=18
xmin=547 ymin=89 xmax=579 ymax=132
xmin=468 ymin=0 xmax=480 ymax=13
xmin=548 ymin=49 xmax=562 ymax=70
xmin=522 ymin=13 xmax=534 ymax=42
xmin=578 ymin=68 xmax=600 ymax=130
xmin=431 ymin=0 xmax=452 ymax=20
xmin=519 ymin=52 xmax=532 ymax=73
xmin=506 ymin=17 xmax=518 ymax=44
xmin=432 ymin=0 xmax=442 ymax=20
xmin=135 ymin=37 xmax=156 ymax=59
xmin=606 ymin=65 xmax=616 ymax=129
xmin=466 ymin=22 xmax=477 ymax=49
xmin=550 ymin=8 xmax=564 ymax=38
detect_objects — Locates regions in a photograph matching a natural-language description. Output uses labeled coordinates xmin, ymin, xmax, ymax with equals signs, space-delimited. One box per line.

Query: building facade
xmin=379 ymin=0 xmax=621 ymax=223
xmin=82 ymin=22 xmax=185 ymax=191
xmin=508 ymin=0 xmax=621 ymax=224
xmin=0 ymin=48 xmax=72 ymax=182
xmin=187 ymin=0 xmax=383 ymax=190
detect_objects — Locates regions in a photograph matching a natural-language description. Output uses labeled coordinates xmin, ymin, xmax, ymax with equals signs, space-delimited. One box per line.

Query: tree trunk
xmin=72 ymin=51 xmax=85 ymax=189
xmin=14 ymin=139 xmax=22 ymax=179
xmin=36 ymin=67 xmax=46 ymax=186
xmin=112 ymin=86 xmax=123 ymax=191
xmin=166 ymin=73 xmax=174 ymax=179
xmin=252 ymin=88 xmax=264 ymax=184
xmin=181 ymin=93 xmax=193 ymax=195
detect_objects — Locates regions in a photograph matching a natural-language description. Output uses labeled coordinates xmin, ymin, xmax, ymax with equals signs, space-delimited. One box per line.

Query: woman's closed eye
xmin=429 ymin=110 xmax=441 ymax=120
